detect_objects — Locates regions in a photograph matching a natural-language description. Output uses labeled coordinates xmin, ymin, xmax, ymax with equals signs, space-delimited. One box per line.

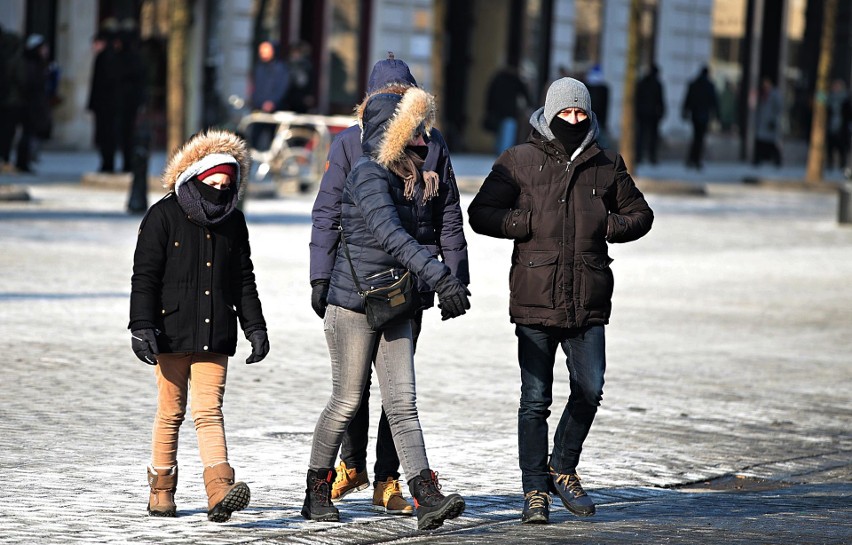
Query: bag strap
xmin=338 ymin=226 xmax=365 ymax=296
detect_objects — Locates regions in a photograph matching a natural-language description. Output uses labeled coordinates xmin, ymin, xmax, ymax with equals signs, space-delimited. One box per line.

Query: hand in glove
xmin=311 ymin=279 xmax=330 ymax=319
xmin=434 ymin=275 xmax=471 ymax=320
xmin=246 ymin=329 xmax=270 ymax=364
xmin=131 ymin=329 xmax=159 ymax=365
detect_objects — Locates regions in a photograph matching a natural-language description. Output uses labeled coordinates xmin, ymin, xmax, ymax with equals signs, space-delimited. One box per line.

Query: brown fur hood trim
xmin=365 ymin=87 xmax=436 ymax=168
xmin=162 ymin=129 xmax=250 ymax=194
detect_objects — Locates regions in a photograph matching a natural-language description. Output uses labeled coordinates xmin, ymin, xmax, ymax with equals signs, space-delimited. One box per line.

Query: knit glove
xmin=310 ymin=279 xmax=330 ymax=319
xmin=131 ymin=329 xmax=159 ymax=365
xmin=246 ymin=329 xmax=269 ymax=364
xmin=434 ymin=275 xmax=471 ymax=321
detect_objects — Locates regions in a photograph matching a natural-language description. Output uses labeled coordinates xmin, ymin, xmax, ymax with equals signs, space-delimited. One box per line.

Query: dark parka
xmin=327 ymin=88 xmax=454 ymax=313
xmin=129 ymin=131 xmax=265 ymax=355
xmin=468 ymin=121 xmax=653 ymax=328
xmin=310 ymin=84 xmax=469 ymax=308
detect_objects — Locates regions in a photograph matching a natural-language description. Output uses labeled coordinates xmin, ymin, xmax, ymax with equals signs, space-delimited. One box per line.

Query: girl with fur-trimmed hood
xmin=302 ymin=87 xmax=469 ymax=531
xmin=129 ymin=129 xmax=269 ymax=523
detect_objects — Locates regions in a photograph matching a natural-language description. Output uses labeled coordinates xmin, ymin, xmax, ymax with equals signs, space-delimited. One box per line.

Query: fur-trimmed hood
xmin=358 ymin=86 xmax=436 ymax=168
xmin=162 ymin=129 xmax=251 ymax=195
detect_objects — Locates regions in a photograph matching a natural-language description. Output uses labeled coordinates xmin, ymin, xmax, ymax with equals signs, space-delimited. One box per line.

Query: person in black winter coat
xmin=634 ymin=63 xmax=666 ymax=164
xmin=129 ymin=129 xmax=269 ymax=523
xmin=309 ymin=53 xmax=468 ymax=516
xmin=681 ymin=66 xmax=718 ymax=169
xmin=15 ymin=34 xmax=52 ymax=173
xmin=468 ymin=77 xmax=653 ymax=525
xmin=302 ymin=86 xmax=469 ymax=532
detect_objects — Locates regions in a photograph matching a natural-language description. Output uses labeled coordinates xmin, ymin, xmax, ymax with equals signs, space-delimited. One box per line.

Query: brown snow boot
xmin=147 ymin=466 xmax=177 ymax=517
xmin=203 ymin=462 xmax=250 ymax=522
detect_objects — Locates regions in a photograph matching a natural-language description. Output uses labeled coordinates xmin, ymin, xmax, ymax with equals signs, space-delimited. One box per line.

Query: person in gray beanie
xmin=468 ymin=77 xmax=654 ymax=525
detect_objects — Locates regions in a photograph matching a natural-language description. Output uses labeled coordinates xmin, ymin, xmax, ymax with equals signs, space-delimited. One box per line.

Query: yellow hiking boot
xmin=372 ymin=477 xmax=414 ymax=515
xmin=331 ymin=460 xmax=368 ymax=500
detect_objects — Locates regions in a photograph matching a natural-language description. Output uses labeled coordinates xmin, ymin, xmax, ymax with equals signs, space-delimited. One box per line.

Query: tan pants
xmin=151 ymin=352 xmax=229 ymax=468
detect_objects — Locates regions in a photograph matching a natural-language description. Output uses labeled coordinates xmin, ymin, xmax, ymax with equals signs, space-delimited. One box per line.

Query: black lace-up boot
xmin=408 ymin=469 xmax=465 ymax=531
xmin=301 ymin=468 xmax=340 ymax=522
xmin=521 ymin=490 xmax=551 ymax=523
xmin=549 ymin=468 xmax=596 ymax=516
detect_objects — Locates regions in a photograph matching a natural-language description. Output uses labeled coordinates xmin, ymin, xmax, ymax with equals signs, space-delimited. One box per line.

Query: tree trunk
xmin=805 ymin=0 xmax=838 ymax=184
xmin=167 ymin=0 xmax=192 ymax=154
xmin=619 ymin=0 xmax=642 ymax=171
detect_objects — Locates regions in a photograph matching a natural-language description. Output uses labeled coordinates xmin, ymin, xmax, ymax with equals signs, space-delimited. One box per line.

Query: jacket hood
xmin=529 ymin=106 xmax=599 ymax=159
xmin=358 ymin=86 xmax=436 ymax=168
xmin=162 ymin=129 xmax=250 ymax=196
xmin=367 ymin=56 xmax=417 ymax=93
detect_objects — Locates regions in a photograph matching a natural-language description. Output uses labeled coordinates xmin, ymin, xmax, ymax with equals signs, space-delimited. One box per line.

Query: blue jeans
xmin=340 ymin=310 xmax=422 ymax=482
xmin=310 ymin=305 xmax=429 ymax=478
xmin=516 ymin=324 xmax=606 ymax=493
xmin=495 ymin=117 xmax=517 ymax=155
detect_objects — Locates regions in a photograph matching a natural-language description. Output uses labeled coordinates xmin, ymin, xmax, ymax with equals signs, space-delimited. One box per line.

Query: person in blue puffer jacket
xmin=302 ymin=85 xmax=469 ymax=532
xmin=308 ymin=53 xmax=469 ymax=516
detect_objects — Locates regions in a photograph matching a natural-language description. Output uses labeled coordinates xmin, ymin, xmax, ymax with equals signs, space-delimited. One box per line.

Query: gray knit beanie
xmin=543 ymin=77 xmax=592 ymax=125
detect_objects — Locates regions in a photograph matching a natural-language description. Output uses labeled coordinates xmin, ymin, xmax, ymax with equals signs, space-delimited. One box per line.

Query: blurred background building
xmin=1 ymin=0 xmax=851 ymax=157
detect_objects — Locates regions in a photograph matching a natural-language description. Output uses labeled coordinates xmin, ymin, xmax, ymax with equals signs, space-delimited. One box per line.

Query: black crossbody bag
xmin=339 ymin=227 xmax=420 ymax=330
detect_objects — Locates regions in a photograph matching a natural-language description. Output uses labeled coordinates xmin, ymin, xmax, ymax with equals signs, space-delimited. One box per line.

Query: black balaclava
xmin=549 ymin=116 xmax=590 ymax=156
xmin=191 ymin=177 xmax=231 ymax=205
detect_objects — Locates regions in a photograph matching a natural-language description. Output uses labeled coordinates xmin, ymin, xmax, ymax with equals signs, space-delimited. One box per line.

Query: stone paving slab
xmin=0 ymin=183 xmax=850 ymax=544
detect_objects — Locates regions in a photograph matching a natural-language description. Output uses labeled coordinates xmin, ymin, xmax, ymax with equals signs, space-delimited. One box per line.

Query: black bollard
xmin=127 ymin=125 xmax=151 ymax=214
xmin=839 ymin=183 xmax=852 ymax=225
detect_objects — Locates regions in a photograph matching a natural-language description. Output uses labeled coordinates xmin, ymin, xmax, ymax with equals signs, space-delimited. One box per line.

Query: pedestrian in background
xmin=250 ymin=40 xmax=289 ymax=150
xmin=309 ymin=52 xmax=469 ymax=518
xmin=717 ymin=79 xmax=738 ymax=134
xmin=825 ymin=78 xmax=851 ymax=171
xmin=634 ymin=63 xmax=665 ymax=164
xmin=0 ymin=24 xmax=26 ymax=174
xmin=87 ymin=19 xmax=120 ymax=172
xmin=753 ymin=77 xmax=783 ymax=167
xmin=283 ymin=41 xmax=314 ymax=113
xmin=129 ymin=129 xmax=270 ymax=522
xmin=468 ymin=77 xmax=653 ymax=525
xmin=115 ymin=19 xmax=146 ymax=173
xmin=483 ymin=65 xmax=532 ymax=155
xmin=302 ymin=86 xmax=469 ymax=531
xmin=14 ymin=34 xmax=52 ymax=173
xmin=681 ymin=65 xmax=718 ymax=169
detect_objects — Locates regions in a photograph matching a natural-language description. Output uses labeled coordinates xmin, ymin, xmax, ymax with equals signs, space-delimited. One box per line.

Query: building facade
xmin=1 ymin=0 xmax=849 ymax=157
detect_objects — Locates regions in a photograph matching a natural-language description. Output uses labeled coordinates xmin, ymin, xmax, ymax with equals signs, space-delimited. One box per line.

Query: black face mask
xmin=406 ymin=145 xmax=429 ymax=161
xmin=192 ymin=178 xmax=231 ymax=204
xmin=549 ymin=116 xmax=590 ymax=155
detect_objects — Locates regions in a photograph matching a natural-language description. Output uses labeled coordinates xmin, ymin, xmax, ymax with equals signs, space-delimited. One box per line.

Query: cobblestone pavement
xmin=1 ymin=182 xmax=850 ymax=544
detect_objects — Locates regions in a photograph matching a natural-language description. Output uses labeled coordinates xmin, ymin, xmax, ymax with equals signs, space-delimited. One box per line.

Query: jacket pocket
xmin=159 ymin=302 xmax=180 ymax=333
xmin=579 ymin=253 xmax=614 ymax=309
xmin=511 ymin=250 xmax=559 ymax=308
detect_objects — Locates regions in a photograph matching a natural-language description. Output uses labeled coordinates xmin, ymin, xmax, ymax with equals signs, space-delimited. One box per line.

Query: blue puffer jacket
xmin=326 ymin=89 xmax=454 ymax=312
xmin=310 ymin=89 xmax=468 ymax=308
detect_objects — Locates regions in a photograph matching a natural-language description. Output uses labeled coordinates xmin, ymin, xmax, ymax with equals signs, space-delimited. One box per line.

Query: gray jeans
xmin=309 ymin=304 xmax=429 ymax=479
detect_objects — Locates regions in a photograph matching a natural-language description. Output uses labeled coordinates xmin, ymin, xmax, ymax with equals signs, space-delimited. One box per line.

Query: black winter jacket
xmin=129 ymin=194 xmax=265 ymax=355
xmin=468 ymin=129 xmax=653 ymax=328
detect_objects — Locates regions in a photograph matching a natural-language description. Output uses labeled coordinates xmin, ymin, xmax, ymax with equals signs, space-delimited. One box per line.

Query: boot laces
xmin=421 ymin=471 xmax=444 ymax=502
xmin=312 ymin=475 xmax=333 ymax=506
xmin=555 ymin=472 xmax=587 ymax=498
xmin=384 ymin=479 xmax=404 ymax=502
xmin=525 ymin=490 xmax=551 ymax=509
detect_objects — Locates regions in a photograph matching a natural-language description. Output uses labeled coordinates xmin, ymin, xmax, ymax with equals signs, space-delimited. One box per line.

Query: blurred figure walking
xmin=634 ymin=63 xmax=665 ymax=164
xmin=681 ymin=66 xmax=718 ymax=170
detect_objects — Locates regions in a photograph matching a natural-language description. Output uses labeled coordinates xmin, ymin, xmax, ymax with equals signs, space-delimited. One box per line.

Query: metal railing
xmin=235 ymin=109 xmax=356 ymax=192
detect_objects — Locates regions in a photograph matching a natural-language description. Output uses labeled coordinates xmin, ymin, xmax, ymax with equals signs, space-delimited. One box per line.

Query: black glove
xmin=131 ymin=329 xmax=159 ymax=365
xmin=311 ymin=279 xmax=330 ymax=319
xmin=434 ymin=275 xmax=471 ymax=320
xmin=246 ymin=329 xmax=269 ymax=364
